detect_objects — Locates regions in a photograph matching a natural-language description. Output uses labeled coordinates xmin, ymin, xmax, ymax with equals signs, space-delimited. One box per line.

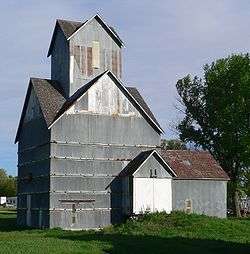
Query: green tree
xmin=0 ymin=168 xmax=17 ymax=197
xmin=161 ymin=139 xmax=187 ymax=150
xmin=176 ymin=54 xmax=250 ymax=217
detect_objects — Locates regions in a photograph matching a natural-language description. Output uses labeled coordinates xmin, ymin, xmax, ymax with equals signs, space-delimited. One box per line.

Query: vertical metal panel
xmin=112 ymin=50 xmax=118 ymax=77
xmin=74 ymin=45 xmax=81 ymax=69
xmin=87 ymin=47 xmax=93 ymax=76
xmin=92 ymin=41 xmax=100 ymax=68
xmin=80 ymin=46 xmax=86 ymax=75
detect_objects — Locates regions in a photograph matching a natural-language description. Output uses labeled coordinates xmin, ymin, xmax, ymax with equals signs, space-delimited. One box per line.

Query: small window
xmin=185 ymin=199 xmax=193 ymax=214
xmin=92 ymin=41 xmax=100 ymax=68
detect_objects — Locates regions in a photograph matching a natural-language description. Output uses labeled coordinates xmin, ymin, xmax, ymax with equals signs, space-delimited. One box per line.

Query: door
xmin=133 ymin=178 xmax=172 ymax=214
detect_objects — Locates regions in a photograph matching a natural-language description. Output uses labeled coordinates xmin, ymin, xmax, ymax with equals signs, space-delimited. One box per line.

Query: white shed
xmin=120 ymin=150 xmax=176 ymax=216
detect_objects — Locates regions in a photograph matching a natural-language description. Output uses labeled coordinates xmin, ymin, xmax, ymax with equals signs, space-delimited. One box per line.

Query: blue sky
xmin=1 ymin=1 xmax=250 ymax=175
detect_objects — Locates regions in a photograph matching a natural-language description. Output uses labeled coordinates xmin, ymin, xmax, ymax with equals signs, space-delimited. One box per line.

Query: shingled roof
xmin=15 ymin=78 xmax=66 ymax=143
xmin=126 ymin=87 xmax=161 ymax=130
xmin=48 ymin=15 xmax=123 ymax=56
xmin=160 ymin=150 xmax=230 ymax=180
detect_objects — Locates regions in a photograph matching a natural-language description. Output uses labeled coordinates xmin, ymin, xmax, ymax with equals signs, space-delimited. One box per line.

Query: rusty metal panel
xmin=74 ymin=45 xmax=81 ymax=69
xmin=112 ymin=50 xmax=118 ymax=77
xmin=87 ymin=47 xmax=93 ymax=76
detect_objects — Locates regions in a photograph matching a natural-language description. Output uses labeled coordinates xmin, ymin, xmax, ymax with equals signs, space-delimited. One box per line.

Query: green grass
xmin=0 ymin=210 xmax=249 ymax=254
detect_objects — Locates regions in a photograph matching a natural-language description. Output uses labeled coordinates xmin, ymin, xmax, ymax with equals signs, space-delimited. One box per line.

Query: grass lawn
xmin=0 ymin=209 xmax=249 ymax=254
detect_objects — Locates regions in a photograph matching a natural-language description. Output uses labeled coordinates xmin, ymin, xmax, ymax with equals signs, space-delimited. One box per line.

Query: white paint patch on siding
xmin=92 ymin=41 xmax=100 ymax=68
xmin=70 ymin=55 xmax=74 ymax=84
xmin=24 ymin=88 xmax=42 ymax=123
xmin=87 ymin=75 xmax=141 ymax=117
xmin=67 ymin=74 xmax=142 ymax=117
xmin=133 ymin=178 xmax=172 ymax=214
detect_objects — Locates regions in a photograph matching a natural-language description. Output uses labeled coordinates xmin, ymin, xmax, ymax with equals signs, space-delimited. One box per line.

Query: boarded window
xmin=74 ymin=45 xmax=81 ymax=69
xmin=87 ymin=47 xmax=93 ymax=76
xmin=92 ymin=41 xmax=100 ymax=68
xmin=112 ymin=50 xmax=118 ymax=76
xmin=80 ymin=46 xmax=86 ymax=75
xmin=185 ymin=199 xmax=192 ymax=214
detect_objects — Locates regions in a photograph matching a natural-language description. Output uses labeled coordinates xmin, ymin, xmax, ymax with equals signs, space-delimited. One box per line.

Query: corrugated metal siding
xmin=172 ymin=180 xmax=227 ymax=218
xmin=49 ymin=111 xmax=160 ymax=229
xmin=51 ymin=28 xmax=70 ymax=96
xmin=17 ymin=116 xmax=51 ymax=228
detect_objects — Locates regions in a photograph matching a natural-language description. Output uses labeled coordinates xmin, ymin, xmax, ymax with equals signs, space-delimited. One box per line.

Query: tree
xmin=176 ymin=54 xmax=250 ymax=217
xmin=0 ymin=168 xmax=17 ymax=197
xmin=161 ymin=139 xmax=187 ymax=150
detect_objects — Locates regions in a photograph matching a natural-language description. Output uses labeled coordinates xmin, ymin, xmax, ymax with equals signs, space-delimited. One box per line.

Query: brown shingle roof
xmin=15 ymin=78 xmax=66 ymax=143
xmin=126 ymin=87 xmax=161 ymax=130
xmin=160 ymin=149 xmax=230 ymax=180
xmin=48 ymin=16 xmax=123 ymax=56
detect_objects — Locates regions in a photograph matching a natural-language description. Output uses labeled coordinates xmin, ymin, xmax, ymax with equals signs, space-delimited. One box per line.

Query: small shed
xmin=120 ymin=150 xmax=176 ymax=216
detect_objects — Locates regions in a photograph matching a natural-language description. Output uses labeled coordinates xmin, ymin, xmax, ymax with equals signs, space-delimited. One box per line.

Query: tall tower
xmin=48 ymin=14 xmax=123 ymax=97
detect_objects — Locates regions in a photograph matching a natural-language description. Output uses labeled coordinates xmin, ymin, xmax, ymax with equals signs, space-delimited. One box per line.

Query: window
xmin=92 ymin=41 xmax=100 ymax=68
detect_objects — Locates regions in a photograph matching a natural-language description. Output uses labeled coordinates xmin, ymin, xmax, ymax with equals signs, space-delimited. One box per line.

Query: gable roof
xmin=160 ymin=150 xmax=230 ymax=180
xmin=48 ymin=70 xmax=164 ymax=134
xmin=15 ymin=71 xmax=163 ymax=143
xmin=48 ymin=14 xmax=123 ymax=57
xmin=119 ymin=150 xmax=177 ymax=177
xmin=15 ymin=78 xmax=66 ymax=143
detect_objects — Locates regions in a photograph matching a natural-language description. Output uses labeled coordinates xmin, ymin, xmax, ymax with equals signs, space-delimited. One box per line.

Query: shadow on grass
xmin=0 ymin=210 xmax=27 ymax=232
xmin=47 ymin=232 xmax=250 ymax=254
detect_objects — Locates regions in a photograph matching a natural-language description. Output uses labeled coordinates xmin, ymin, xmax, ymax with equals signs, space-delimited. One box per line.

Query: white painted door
xmin=153 ymin=179 xmax=172 ymax=213
xmin=133 ymin=178 xmax=154 ymax=214
xmin=133 ymin=178 xmax=172 ymax=214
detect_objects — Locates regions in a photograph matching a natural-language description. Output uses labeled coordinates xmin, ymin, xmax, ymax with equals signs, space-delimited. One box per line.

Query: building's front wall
xmin=172 ymin=179 xmax=227 ymax=218
xmin=49 ymin=76 xmax=161 ymax=229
